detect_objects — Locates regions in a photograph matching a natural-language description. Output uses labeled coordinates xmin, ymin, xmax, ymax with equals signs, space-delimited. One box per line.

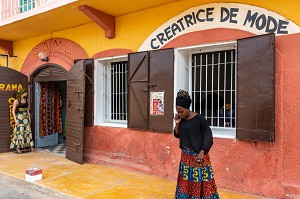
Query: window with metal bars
xmin=95 ymin=57 xmax=128 ymax=126
xmin=190 ymin=49 xmax=236 ymax=130
xmin=102 ymin=61 xmax=128 ymax=123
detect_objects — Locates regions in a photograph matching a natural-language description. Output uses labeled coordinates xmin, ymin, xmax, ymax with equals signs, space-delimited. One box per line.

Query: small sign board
xmin=150 ymin=91 xmax=164 ymax=115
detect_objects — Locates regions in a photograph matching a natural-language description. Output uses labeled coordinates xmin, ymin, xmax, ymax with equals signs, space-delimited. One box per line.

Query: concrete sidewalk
xmin=0 ymin=151 xmax=263 ymax=199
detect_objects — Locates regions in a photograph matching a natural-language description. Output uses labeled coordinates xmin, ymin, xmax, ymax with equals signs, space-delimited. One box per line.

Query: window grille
xmin=190 ymin=49 xmax=236 ymax=129
xmin=102 ymin=61 xmax=128 ymax=123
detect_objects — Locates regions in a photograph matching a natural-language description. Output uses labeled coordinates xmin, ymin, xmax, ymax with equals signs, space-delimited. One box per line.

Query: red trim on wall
xmin=21 ymin=38 xmax=88 ymax=76
xmin=78 ymin=5 xmax=115 ymax=39
xmin=92 ymin=48 xmax=133 ymax=59
xmin=162 ymin=28 xmax=255 ymax=49
xmin=0 ymin=39 xmax=13 ymax=56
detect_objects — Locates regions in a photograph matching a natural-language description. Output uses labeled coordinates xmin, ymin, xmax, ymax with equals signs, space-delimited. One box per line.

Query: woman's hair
xmin=176 ymin=89 xmax=191 ymax=109
xmin=16 ymin=88 xmax=27 ymax=100
xmin=177 ymin=89 xmax=190 ymax=99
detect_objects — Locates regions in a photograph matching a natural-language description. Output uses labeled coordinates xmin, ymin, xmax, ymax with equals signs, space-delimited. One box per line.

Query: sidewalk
xmin=0 ymin=151 xmax=263 ymax=199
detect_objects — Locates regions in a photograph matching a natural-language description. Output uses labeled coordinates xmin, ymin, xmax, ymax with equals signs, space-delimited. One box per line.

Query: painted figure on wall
xmin=10 ymin=89 xmax=34 ymax=154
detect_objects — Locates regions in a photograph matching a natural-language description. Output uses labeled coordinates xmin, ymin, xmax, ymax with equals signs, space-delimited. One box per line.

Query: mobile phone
xmin=174 ymin=114 xmax=180 ymax=119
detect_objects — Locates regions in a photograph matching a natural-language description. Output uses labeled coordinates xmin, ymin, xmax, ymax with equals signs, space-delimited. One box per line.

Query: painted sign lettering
xmin=139 ymin=3 xmax=300 ymax=51
xmin=0 ymin=84 xmax=23 ymax=91
xmin=32 ymin=39 xmax=73 ymax=61
xmin=8 ymin=97 xmax=15 ymax=139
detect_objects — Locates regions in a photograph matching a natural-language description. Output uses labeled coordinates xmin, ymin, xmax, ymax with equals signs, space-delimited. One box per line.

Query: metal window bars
xmin=190 ymin=49 xmax=236 ymax=128
xmin=103 ymin=61 xmax=128 ymax=122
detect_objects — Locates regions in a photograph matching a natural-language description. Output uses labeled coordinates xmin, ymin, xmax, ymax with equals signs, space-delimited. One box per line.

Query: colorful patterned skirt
xmin=175 ymin=148 xmax=219 ymax=199
xmin=10 ymin=110 xmax=34 ymax=149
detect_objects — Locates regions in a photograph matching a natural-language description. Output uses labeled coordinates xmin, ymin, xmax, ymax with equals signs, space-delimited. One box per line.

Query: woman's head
xmin=176 ymin=89 xmax=191 ymax=119
xmin=16 ymin=88 xmax=27 ymax=100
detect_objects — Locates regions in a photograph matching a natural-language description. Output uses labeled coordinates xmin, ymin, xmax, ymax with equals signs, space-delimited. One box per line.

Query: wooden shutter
xmin=128 ymin=52 xmax=149 ymax=130
xmin=237 ymin=33 xmax=275 ymax=142
xmin=148 ymin=48 xmax=174 ymax=132
xmin=0 ymin=67 xmax=28 ymax=153
xmin=66 ymin=60 xmax=85 ymax=164
xmin=83 ymin=59 xmax=94 ymax=126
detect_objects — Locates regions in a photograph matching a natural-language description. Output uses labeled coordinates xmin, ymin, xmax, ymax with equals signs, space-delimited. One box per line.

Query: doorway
xmin=31 ymin=65 xmax=68 ymax=156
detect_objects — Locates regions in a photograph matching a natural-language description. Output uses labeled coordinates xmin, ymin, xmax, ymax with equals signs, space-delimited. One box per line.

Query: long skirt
xmin=10 ymin=111 xmax=34 ymax=149
xmin=175 ymin=148 xmax=219 ymax=199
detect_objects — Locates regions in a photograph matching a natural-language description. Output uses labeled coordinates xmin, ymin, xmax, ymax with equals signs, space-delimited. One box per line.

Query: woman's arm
xmin=12 ymin=100 xmax=18 ymax=125
xmin=27 ymin=109 xmax=31 ymax=123
xmin=200 ymin=115 xmax=213 ymax=154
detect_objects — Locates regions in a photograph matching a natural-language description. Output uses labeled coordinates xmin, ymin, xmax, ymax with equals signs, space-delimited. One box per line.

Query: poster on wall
xmin=150 ymin=91 xmax=164 ymax=116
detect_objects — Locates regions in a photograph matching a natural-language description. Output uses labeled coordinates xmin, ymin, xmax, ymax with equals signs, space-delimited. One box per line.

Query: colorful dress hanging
xmin=39 ymin=82 xmax=62 ymax=137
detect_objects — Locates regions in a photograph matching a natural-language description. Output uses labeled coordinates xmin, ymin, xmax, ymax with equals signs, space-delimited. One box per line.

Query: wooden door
xmin=66 ymin=60 xmax=86 ymax=164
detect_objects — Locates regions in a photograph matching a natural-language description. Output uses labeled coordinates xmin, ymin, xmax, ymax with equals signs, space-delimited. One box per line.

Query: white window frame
xmin=94 ymin=55 xmax=128 ymax=128
xmin=174 ymin=41 xmax=237 ymax=139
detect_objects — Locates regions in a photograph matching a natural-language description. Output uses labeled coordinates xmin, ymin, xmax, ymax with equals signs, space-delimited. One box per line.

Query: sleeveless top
xmin=17 ymin=99 xmax=28 ymax=112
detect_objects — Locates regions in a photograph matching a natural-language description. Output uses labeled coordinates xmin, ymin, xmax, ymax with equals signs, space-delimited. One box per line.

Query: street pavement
xmin=0 ymin=173 xmax=74 ymax=199
xmin=0 ymin=150 xmax=262 ymax=199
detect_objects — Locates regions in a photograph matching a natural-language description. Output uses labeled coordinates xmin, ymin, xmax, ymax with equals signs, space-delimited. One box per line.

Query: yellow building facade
xmin=1 ymin=0 xmax=300 ymax=198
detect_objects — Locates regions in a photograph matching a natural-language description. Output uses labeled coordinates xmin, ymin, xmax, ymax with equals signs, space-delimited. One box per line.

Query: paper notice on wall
xmin=150 ymin=92 xmax=164 ymax=115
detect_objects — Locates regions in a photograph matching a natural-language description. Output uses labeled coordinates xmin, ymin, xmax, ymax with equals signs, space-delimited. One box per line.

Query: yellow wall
xmin=9 ymin=0 xmax=300 ymax=71
xmin=0 ymin=48 xmax=7 ymax=67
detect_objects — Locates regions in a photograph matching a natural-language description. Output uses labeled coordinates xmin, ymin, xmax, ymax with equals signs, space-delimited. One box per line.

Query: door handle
xmin=148 ymin=84 xmax=157 ymax=88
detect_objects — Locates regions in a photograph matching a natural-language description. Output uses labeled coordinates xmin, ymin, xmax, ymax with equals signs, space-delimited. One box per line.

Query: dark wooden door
xmin=83 ymin=59 xmax=94 ymax=126
xmin=128 ymin=52 xmax=149 ymax=130
xmin=237 ymin=33 xmax=275 ymax=142
xmin=66 ymin=60 xmax=86 ymax=164
xmin=0 ymin=67 xmax=28 ymax=153
xmin=148 ymin=48 xmax=174 ymax=132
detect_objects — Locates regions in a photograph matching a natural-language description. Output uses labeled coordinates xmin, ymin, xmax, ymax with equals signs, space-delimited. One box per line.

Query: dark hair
xmin=16 ymin=88 xmax=27 ymax=100
xmin=176 ymin=89 xmax=191 ymax=109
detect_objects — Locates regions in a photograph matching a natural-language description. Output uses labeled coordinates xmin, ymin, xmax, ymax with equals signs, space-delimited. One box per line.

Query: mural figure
xmin=10 ymin=89 xmax=34 ymax=154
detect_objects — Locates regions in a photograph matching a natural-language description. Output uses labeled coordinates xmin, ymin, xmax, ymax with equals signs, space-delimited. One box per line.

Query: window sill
xmin=211 ymin=127 xmax=236 ymax=139
xmin=95 ymin=122 xmax=127 ymax=128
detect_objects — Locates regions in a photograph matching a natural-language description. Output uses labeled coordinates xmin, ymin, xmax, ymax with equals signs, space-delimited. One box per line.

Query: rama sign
xmin=139 ymin=3 xmax=300 ymax=51
xmin=0 ymin=67 xmax=27 ymax=152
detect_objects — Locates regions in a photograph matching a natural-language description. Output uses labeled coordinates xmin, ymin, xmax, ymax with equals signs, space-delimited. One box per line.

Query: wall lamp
xmin=38 ymin=51 xmax=49 ymax=62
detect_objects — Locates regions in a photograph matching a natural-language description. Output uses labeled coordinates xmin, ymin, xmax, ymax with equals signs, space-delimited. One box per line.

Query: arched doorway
xmin=30 ymin=64 xmax=68 ymax=155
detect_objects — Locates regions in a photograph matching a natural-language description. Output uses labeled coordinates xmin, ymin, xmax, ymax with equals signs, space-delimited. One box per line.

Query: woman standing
xmin=174 ymin=89 xmax=219 ymax=199
xmin=10 ymin=89 xmax=34 ymax=154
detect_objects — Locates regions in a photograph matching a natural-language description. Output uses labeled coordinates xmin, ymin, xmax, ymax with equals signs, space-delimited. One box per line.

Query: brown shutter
xmin=128 ymin=52 xmax=149 ymax=130
xmin=83 ymin=59 xmax=94 ymax=126
xmin=237 ymin=33 xmax=275 ymax=142
xmin=0 ymin=67 xmax=28 ymax=153
xmin=148 ymin=48 xmax=174 ymax=132
xmin=66 ymin=60 xmax=86 ymax=164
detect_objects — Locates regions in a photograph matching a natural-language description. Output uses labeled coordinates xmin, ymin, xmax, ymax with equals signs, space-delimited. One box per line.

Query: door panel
xmin=84 ymin=59 xmax=94 ymax=126
xmin=149 ymin=48 xmax=174 ymax=132
xmin=237 ymin=33 xmax=275 ymax=142
xmin=128 ymin=52 xmax=149 ymax=130
xmin=66 ymin=60 xmax=85 ymax=164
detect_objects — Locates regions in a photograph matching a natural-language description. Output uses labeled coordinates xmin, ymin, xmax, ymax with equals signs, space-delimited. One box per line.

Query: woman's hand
xmin=174 ymin=114 xmax=181 ymax=124
xmin=15 ymin=120 xmax=19 ymax=126
xmin=196 ymin=150 xmax=205 ymax=163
